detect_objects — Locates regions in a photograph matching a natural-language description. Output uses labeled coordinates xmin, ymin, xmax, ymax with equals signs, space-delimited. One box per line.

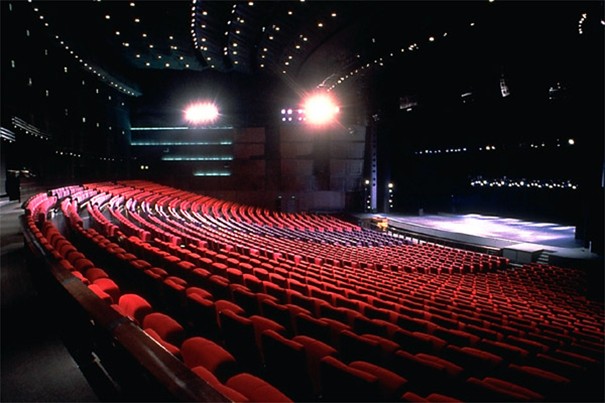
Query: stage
xmin=356 ymin=212 xmax=600 ymax=267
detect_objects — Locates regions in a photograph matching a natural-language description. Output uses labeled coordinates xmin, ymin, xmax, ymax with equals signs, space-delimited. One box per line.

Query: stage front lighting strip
xmin=162 ymin=156 xmax=233 ymax=161
xmin=470 ymin=177 xmax=578 ymax=190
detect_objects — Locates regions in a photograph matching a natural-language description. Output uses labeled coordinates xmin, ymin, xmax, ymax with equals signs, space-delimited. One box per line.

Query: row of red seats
xmin=100 ymin=230 xmax=599 ymax=402
xmin=25 ymin=182 xmax=604 ymax=401
xmin=113 ymin=237 xmax=582 ymax=402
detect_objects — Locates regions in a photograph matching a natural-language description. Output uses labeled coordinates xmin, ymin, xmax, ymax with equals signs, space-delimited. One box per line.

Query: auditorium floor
xmin=1 ymin=200 xmax=99 ymax=402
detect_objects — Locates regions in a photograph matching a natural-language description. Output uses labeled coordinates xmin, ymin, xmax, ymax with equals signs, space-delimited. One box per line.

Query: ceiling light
xmin=331 ymin=12 xmax=337 ymax=17
xmin=134 ymin=18 xmax=140 ymax=23
xmin=185 ymin=102 xmax=219 ymax=124
xmin=317 ymin=22 xmax=324 ymax=28
xmin=105 ymin=15 xmax=110 ymax=19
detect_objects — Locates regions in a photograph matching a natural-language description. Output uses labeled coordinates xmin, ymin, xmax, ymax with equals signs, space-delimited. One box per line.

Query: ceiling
xmin=24 ymin=1 xmax=604 ymax=100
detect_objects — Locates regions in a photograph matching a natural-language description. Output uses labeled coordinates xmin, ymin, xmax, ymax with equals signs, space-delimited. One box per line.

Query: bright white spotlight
xmin=303 ymin=93 xmax=339 ymax=125
xmin=185 ymin=102 xmax=219 ymax=124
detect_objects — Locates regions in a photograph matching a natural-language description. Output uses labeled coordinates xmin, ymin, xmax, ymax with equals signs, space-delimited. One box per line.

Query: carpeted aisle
xmin=1 ymin=200 xmax=99 ymax=402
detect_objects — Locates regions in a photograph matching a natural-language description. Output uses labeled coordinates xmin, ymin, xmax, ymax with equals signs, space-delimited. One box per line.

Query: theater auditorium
xmin=1 ymin=1 xmax=603 ymax=402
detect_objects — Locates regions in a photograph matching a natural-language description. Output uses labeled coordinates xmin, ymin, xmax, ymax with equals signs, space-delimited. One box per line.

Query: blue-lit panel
xmin=193 ymin=171 xmax=231 ymax=177
xmin=131 ymin=126 xmax=233 ymax=131
xmin=161 ymin=156 xmax=233 ymax=161
xmin=132 ymin=141 xmax=232 ymax=146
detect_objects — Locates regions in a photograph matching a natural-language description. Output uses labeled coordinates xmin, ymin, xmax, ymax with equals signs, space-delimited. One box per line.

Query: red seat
xmin=180 ymin=336 xmax=239 ymax=383
xmin=225 ymin=372 xmax=293 ymax=402
xmin=142 ymin=312 xmax=185 ymax=346
xmin=349 ymin=360 xmax=408 ymax=401
xmin=465 ymin=376 xmax=544 ymax=401
xmin=84 ymin=267 xmax=109 ymax=282
xmin=261 ymin=329 xmax=313 ymax=401
xmin=219 ymin=309 xmax=262 ymax=372
xmin=190 ymin=366 xmax=248 ymax=402
xmin=319 ymin=356 xmax=380 ymax=402
xmin=87 ymin=284 xmax=112 ymax=304
xmin=338 ymin=330 xmax=382 ymax=364
xmin=292 ymin=335 xmax=338 ymax=396
xmin=114 ymin=294 xmax=153 ymax=325
xmin=144 ymin=328 xmax=181 ymax=358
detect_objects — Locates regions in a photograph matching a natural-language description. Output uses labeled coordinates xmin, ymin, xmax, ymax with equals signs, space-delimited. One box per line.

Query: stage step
xmin=536 ymin=250 xmax=554 ymax=265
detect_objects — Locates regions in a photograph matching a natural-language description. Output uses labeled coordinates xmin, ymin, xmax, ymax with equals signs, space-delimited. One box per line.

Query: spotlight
xmin=302 ymin=93 xmax=339 ymax=125
xmin=185 ymin=102 xmax=219 ymax=124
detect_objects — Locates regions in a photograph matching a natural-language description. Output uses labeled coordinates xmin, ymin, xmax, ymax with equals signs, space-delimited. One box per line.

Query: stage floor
xmin=387 ymin=213 xmax=580 ymax=248
xmin=356 ymin=212 xmax=599 ymax=263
